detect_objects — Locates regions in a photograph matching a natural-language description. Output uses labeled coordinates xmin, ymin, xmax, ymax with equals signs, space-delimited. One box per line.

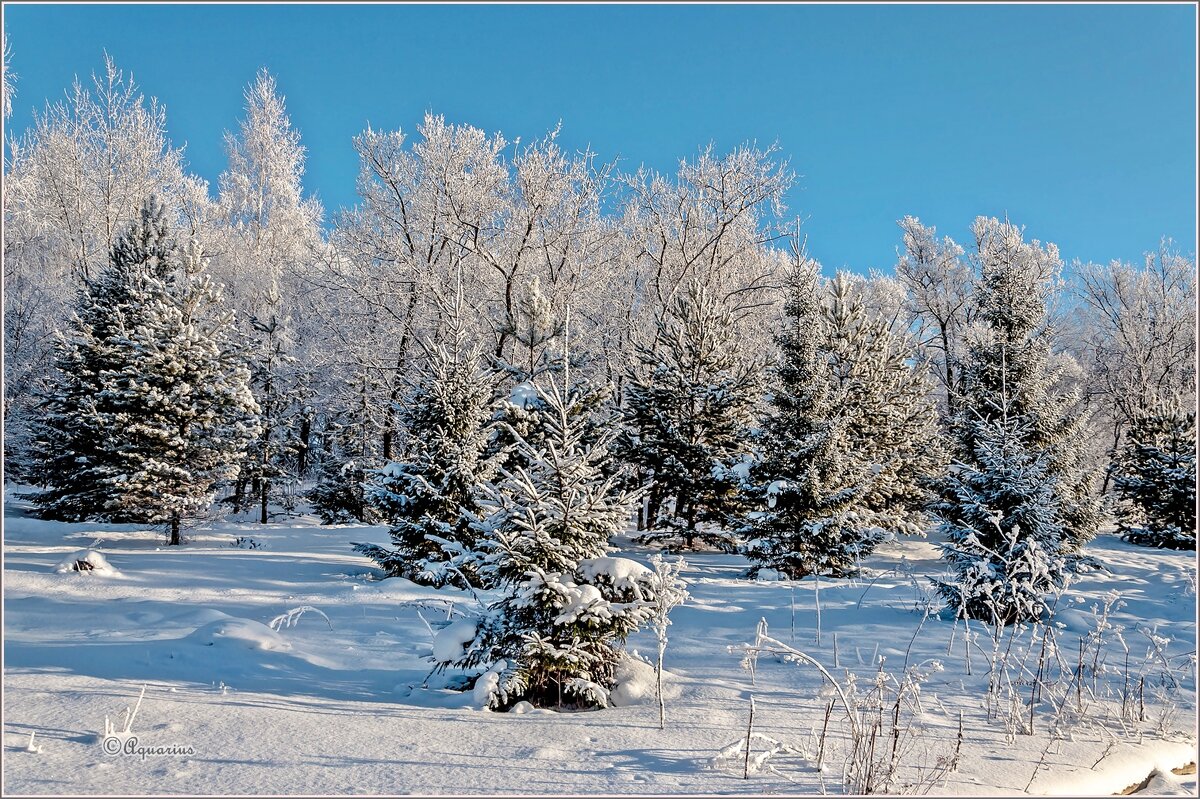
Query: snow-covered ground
xmin=3 ymin=486 xmax=1196 ymax=795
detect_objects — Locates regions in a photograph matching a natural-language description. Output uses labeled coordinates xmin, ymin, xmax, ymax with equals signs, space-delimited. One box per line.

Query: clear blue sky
xmin=3 ymin=3 xmax=1196 ymax=273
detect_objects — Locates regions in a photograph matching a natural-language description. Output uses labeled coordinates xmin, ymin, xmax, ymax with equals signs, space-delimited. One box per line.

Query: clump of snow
xmin=554 ymin=583 xmax=604 ymax=625
xmin=577 ymin=556 xmax=653 ymax=593
xmin=432 ymin=619 xmax=477 ymax=663
xmin=509 ymin=700 xmax=535 ymax=714
xmin=184 ymin=618 xmax=292 ymax=652
xmin=53 ymin=549 xmax=118 ymax=577
xmin=765 ymin=480 xmax=795 ymax=509
xmin=755 ymin=568 xmax=785 ymax=581
xmin=508 ymin=382 xmax=540 ymax=409
xmin=472 ymin=661 xmax=505 ymax=709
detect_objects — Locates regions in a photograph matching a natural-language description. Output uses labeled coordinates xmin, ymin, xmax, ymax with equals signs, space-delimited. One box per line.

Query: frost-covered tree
xmin=648 ymin=553 xmax=690 ymax=729
xmin=328 ymin=117 xmax=614 ymax=461
xmin=353 ymin=280 xmax=498 ymax=587
xmin=620 ymin=281 xmax=760 ymax=550
xmin=215 ymin=70 xmax=324 ymax=520
xmin=449 ymin=357 xmax=650 ymax=709
xmin=28 ymin=197 xmax=260 ymax=543
xmin=307 ymin=355 xmax=389 ymax=524
xmin=744 ymin=257 xmax=942 ymax=578
xmin=1074 ymin=244 xmax=1197 ymax=492
xmin=931 ymin=387 xmax=1068 ymax=625
xmin=894 ymin=216 xmax=975 ymax=411
xmin=1111 ymin=401 xmax=1196 ymax=551
xmin=954 ymin=217 xmax=1101 ymax=552
xmin=2 ymin=35 xmax=15 ymax=121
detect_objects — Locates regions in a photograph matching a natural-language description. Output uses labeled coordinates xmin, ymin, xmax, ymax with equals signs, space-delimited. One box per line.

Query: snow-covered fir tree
xmin=447 ymin=349 xmax=652 ymax=709
xmin=1112 ymin=401 xmax=1196 ymax=550
xmin=29 ymin=197 xmax=260 ymax=544
xmin=954 ymin=217 xmax=1101 ymax=552
xmin=744 ymin=263 xmax=942 ymax=579
xmin=930 ymin=383 xmax=1069 ymax=625
xmin=353 ymin=280 xmax=498 ymax=587
xmin=619 ymin=282 xmax=760 ymax=550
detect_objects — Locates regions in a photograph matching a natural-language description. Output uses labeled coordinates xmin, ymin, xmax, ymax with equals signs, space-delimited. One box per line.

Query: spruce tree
xmin=619 ymin=282 xmax=759 ymax=550
xmin=29 ymin=197 xmax=260 ymax=543
xmin=450 ymin=358 xmax=651 ymax=710
xmin=353 ymin=283 xmax=498 ymax=587
xmin=1112 ymin=401 xmax=1196 ymax=550
xmin=931 ymin=388 xmax=1068 ymax=625
xmin=744 ymin=267 xmax=941 ymax=578
xmin=953 ymin=218 xmax=1100 ymax=552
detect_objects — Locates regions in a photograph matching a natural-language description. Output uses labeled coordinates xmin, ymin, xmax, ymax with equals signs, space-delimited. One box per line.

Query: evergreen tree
xmin=449 ymin=359 xmax=651 ymax=710
xmin=307 ymin=360 xmax=389 ymax=524
xmin=953 ymin=217 xmax=1101 ymax=552
xmin=353 ymin=282 xmax=498 ymax=586
xmin=930 ymin=388 xmax=1068 ymax=625
xmin=1112 ymin=401 xmax=1196 ymax=550
xmin=29 ymin=197 xmax=260 ymax=543
xmin=744 ymin=266 xmax=941 ymax=578
xmin=308 ymin=456 xmax=380 ymax=525
xmin=619 ymin=282 xmax=759 ymax=550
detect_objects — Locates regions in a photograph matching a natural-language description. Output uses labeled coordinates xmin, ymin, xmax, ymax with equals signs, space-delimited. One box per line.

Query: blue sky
xmin=3 ymin=3 xmax=1196 ymax=274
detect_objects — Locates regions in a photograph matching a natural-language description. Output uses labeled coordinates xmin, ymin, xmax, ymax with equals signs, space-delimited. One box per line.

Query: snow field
xmin=3 ymin=489 xmax=1196 ymax=795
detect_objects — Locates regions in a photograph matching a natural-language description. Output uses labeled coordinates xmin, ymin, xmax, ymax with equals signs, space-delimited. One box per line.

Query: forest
xmin=2 ymin=51 xmax=1196 ymax=796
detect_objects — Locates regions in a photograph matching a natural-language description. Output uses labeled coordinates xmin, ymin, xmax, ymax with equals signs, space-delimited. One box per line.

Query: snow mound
xmin=53 ymin=549 xmax=118 ymax=577
xmin=755 ymin=568 xmax=785 ymax=582
xmin=432 ymin=619 xmax=477 ymax=663
xmin=610 ymin=654 xmax=679 ymax=707
xmin=184 ymin=618 xmax=292 ymax=652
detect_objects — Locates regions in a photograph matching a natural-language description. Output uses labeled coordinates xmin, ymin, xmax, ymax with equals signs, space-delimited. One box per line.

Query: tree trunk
xmin=169 ymin=513 xmax=181 ymax=546
xmin=297 ymin=414 xmax=312 ymax=476
xmin=260 ymin=479 xmax=269 ymax=525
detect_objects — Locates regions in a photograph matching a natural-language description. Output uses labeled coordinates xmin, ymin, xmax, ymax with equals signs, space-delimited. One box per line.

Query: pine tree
xmin=451 ymin=359 xmax=650 ymax=710
xmin=29 ymin=197 xmax=260 ymax=543
xmin=930 ymin=388 xmax=1068 ymax=625
xmin=744 ymin=265 xmax=941 ymax=578
xmin=1112 ymin=401 xmax=1196 ymax=550
xmin=619 ymin=282 xmax=759 ymax=550
xmin=953 ymin=218 xmax=1100 ymax=552
xmin=353 ymin=282 xmax=498 ymax=587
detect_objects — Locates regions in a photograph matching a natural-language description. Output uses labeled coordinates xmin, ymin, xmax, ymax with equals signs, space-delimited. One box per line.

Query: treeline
xmin=4 ymin=63 xmax=1197 ymax=619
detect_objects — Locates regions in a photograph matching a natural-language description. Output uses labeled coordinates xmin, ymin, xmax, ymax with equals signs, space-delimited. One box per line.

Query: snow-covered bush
xmin=309 ymin=456 xmax=381 ymax=525
xmin=53 ymin=549 xmax=118 ymax=576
